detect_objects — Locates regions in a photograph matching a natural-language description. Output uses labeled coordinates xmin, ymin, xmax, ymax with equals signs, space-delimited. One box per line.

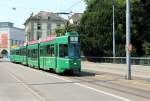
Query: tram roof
xmin=27 ymin=40 xmax=39 ymax=45
xmin=40 ymin=35 xmax=56 ymax=43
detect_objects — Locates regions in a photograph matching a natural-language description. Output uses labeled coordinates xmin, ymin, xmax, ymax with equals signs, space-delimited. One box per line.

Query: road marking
xmin=5 ymin=64 xmax=131 ymax=101
xmin=41 ymin=72 xmax=132 ymax=101
xmin=5 ymin=70 xmax=48 ymax=101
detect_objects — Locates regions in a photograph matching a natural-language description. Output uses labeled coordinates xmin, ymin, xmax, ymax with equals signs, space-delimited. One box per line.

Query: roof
xmin=0 ymin=22 xmax=13 ymax=28
xmin=24 ymin=11 xmax=66 ymax=25
xmin=70 ymin=13 xmax=82 ymax=23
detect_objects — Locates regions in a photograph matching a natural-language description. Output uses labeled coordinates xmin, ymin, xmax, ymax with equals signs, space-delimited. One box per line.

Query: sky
xmin=0 ymin=0 xmax=86 ymax=28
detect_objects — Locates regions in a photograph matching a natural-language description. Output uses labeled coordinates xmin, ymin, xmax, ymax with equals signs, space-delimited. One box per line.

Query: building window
xmin=48 ymin=16 xmax=51 ymax=20
xmin=57 ymin=24 xmax=61 ymax=27
xmin=28 ymin=32 xmax=32 ymax=41
xmin=37 ymin=32 xmax=42 ymax=40
xmin=47 ymin=23 xmax=51 ymax=29
xmin=37 ymin=16 xmax=41 ymax=20
xmin=37 ymin=23 xmax=41 ymax=30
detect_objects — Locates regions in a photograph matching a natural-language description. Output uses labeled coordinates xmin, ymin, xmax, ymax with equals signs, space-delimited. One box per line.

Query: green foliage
xmin=80 ymin=0 xmax=150 ymax=57
xmin=80 ymin=0 xmax=113 ymax=56
xmin=65 ymin=22 xmax=78 ymax=33
xmin=115 ymin=0 xmax=150 ymax=56
xmin=143 ymin=42 xmax=150 ymax=56
xmin=55 ymin=21 xmax=78 ymax=36
xmin=55 ymin=26 xmax=65 ymax=36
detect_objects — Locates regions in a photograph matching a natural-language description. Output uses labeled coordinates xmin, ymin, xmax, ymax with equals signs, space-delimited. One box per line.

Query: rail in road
xmin=0 ymin=61 xmax=150 ymax=101
xmin=82 ymin=61 xmax=150 ymax=79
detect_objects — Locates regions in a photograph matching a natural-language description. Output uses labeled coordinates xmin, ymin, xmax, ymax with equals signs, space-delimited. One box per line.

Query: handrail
xmin=81 ymin=56 xmax=150 ymax=66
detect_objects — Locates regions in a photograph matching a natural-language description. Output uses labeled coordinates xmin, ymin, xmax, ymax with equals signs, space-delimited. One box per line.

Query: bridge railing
xmin=81 ymin=56 xmax=150 ymax=66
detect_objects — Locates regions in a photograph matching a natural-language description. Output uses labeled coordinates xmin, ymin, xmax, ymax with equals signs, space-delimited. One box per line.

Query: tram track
xmin=65 ymin=71 xmax=150 ymax=100
xmin=82 ymin=69 xmax=150 ymax=82
xmin=3 ymin=61 xmax=150 ymax=100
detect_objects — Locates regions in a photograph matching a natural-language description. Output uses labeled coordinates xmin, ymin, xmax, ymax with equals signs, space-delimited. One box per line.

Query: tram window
xmin=20 ymin=49 xmax=22 ymax=56
xmin=20 ymin=49 xmax=22 ymax=55
xmin=33 ymin=49 xmax=38 ymax=59
xmin=30 ymin=50 xmax=32 ymax=57
xmin=22 ymin=49 xmax=24 ymax=55
xmin=45 ymin=45 xmax=54 ymax=57
xmin=31 ymin=50 xmax=33 ymax=57
xmin=23 ymin=48 xmax=26 ymax=56
xmin=50 ymin=45 xmax=54 ymax=56
xmin=69 ymin=44 xmax=80 ymax=59
xmin=46 ymin=45 xmax=51 ymax=56
xmin=44 ymin=46 xmax=47 ymax=56
xmin=40 ymin=46 xmax=43 ymax=56
xmin=28 ymin=50 xmax=31 ymax=57
xmin=59 ymin=44 xmax=68 ymax=58
xmin=10 ymin=50 xmax=12 ymax=55
xmin=13 ymin=50 xmax=15 ymax=55
xmin=16 ymin=50 xmax=20 ymax=55
xmin=12 ymin=50 xmax=14 ymax=55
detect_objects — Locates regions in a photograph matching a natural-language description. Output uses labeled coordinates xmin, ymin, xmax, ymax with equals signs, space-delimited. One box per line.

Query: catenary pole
xmin=112 ymin=0 xmax=116 ymax=62
xmin=126 ymin=0 xmax=131 ymax=80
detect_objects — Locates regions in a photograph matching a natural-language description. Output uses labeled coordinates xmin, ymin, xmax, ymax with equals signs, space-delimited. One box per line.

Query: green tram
xmin=10 ymin=47 xmax=21 ymax=63
xmin=20 ymin=45 xmax=27 ymax=65
xmin=10 ymin=32 xmax=81 ymax=74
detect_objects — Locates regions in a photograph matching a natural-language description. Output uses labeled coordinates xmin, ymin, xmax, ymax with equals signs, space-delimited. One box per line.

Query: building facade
xmin=70 ymin=13 xmax=82 ymax=24
xmin=0 ymin=22 xmax=25 ymax=58
xmin=24 ymin=11 xmax=66 ymax=41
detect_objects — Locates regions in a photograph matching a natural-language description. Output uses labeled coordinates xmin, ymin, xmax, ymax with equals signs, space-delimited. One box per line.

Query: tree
xmin=55 ymin=21 xmax=78 ymax=36
xmin=80 ymin=0 xmax=150 ymax=57
xmin=80 ymin=0 xmax=113 ymax=57
xmin=115 ymin=0 xmax=150 ymax=56
xmin=55 ymin=26 xmax=65 ymax=36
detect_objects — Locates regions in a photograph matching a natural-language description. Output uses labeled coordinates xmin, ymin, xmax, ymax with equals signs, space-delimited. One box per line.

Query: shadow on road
xmin=60 ymin=70 xmax=96 ymax=77
xmin=78 ymin=71 xmax=96 ymax=77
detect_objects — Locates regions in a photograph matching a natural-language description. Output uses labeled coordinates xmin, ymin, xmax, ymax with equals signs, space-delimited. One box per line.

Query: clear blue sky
xmin=0 ymin=0 xmax=86 ymax=28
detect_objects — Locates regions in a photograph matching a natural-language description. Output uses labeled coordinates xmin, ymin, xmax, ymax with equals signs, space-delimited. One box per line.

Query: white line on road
xmin=5 ymin=70 xmax=48 ymax=101
xmin=41 ymin=71 xmax=132 ymax=101
xmin=5 ymin=64 xmax=132 ymax=101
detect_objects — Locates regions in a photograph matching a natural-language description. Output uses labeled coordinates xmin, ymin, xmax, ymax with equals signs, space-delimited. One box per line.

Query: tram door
xmin=55 ymin=44 xmax=58 ymax=69
xmin=39 ymin=46 xmax=44 ymax=69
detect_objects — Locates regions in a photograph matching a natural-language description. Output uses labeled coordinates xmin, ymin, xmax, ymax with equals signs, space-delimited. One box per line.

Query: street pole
xmin=112 ymin=0 xmax=116 ymax=62
xmin=126 ymin=0 xmax=131 ymax=80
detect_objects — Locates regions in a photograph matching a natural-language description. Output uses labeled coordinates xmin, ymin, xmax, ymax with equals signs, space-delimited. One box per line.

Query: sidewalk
xmin=82 ymin=61 xmax=150 ymax=79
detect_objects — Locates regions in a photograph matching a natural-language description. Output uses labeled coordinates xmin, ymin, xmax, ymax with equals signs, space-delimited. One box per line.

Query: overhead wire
xmin=0 ymin=0 xmax=84 ymax=12
xmin=64 ymin=0 xmax=84 ymax=12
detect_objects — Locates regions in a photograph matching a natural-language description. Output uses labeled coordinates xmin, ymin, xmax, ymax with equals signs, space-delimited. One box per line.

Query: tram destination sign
xmin=69 ymin=36 xmax=79 ymax=43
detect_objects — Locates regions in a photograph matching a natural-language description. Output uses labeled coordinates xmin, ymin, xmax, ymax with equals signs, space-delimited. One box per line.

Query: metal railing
xmin=81 ymin=56 xmax=150 ymax=66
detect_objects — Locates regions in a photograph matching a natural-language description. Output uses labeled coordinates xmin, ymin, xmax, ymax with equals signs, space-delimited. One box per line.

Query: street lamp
xmin=112 ymin=0 xmax=116 ymax=62
xmin=126 ymin=0 xmax=131 ymax=80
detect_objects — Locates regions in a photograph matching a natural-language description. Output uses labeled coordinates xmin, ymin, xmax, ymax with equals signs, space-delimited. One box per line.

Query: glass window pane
xmin=59 ymin=44 xmax=68 ymax=58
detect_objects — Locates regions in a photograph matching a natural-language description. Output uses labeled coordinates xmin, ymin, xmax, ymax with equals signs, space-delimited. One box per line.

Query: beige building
xmin=24 ymin=11 xmax=66 ymax=41
xmin=70 ymin=13 xmax=82 ymax=24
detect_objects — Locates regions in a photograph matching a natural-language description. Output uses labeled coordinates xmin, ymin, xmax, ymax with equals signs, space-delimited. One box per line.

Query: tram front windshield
xmin=59 ymin=44 xmax=80 ymax=59
xmin=69 ymin=44 xmax=80 ymax=59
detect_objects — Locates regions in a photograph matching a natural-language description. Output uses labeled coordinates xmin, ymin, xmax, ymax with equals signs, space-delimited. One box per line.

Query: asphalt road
xmin=82 ymin=61 xmax=150 ymax=79
xmin=0 ymin=60 xmax=149 ymax=101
